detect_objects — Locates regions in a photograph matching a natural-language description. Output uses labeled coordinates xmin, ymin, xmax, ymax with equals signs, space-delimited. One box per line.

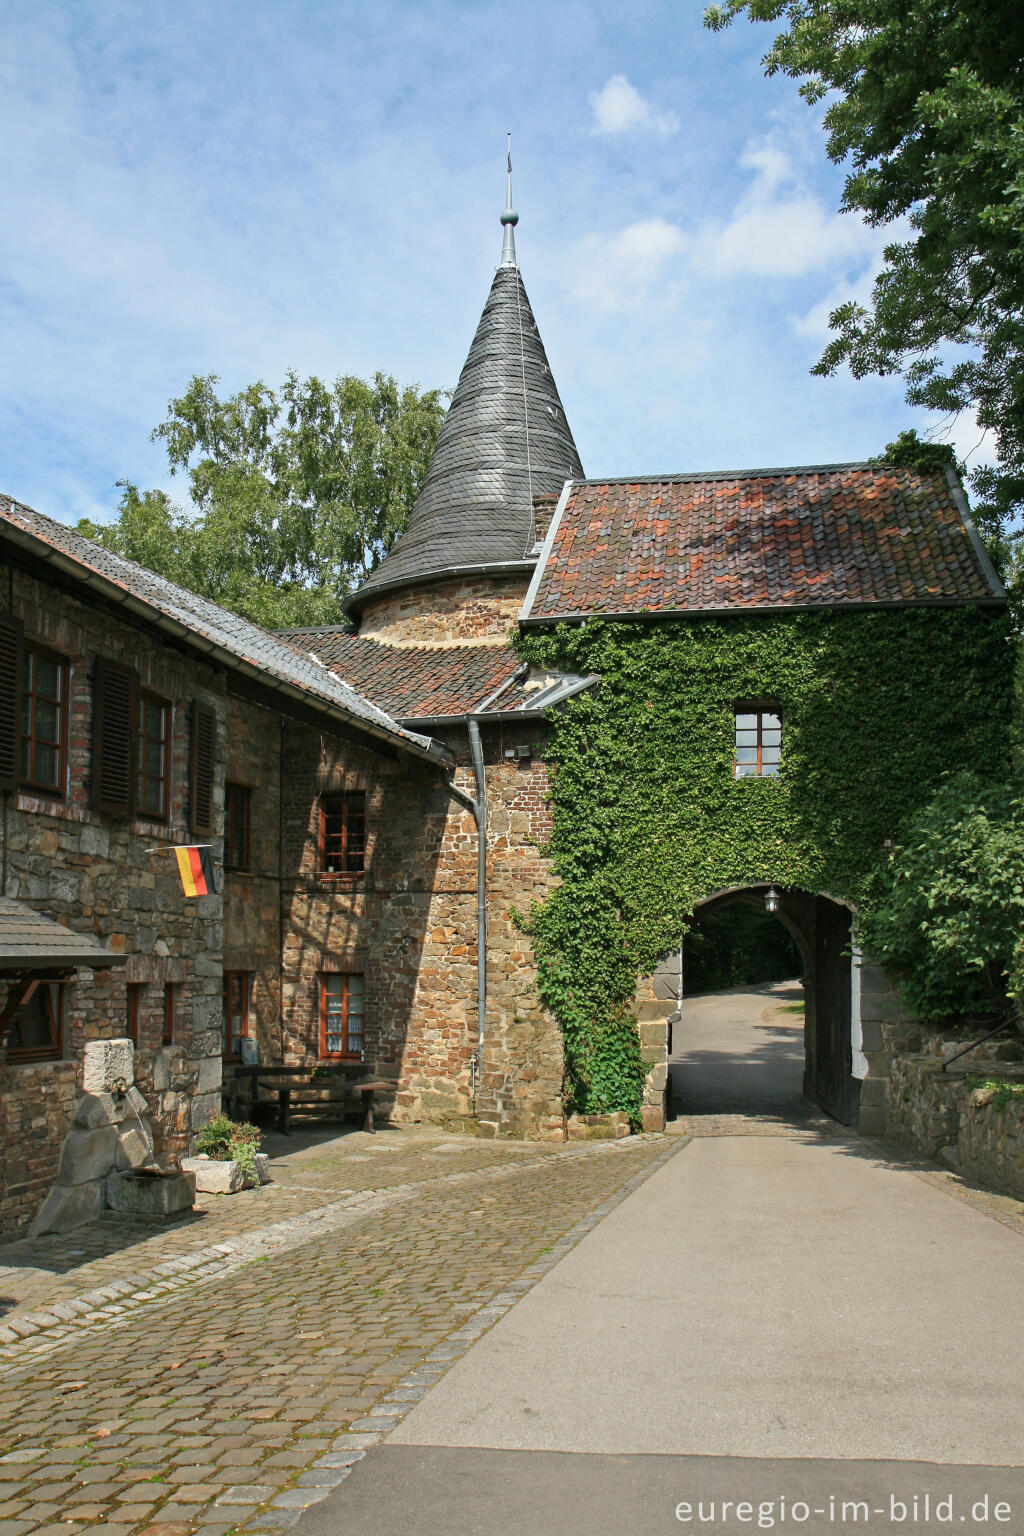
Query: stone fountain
xmin=30 ymin=1039 xmax=196 ymax=1236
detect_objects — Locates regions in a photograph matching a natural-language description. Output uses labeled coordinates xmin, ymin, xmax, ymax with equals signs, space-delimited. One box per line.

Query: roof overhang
xmin=0 ymin=518 xmax=453 ymax=771
xmin=0 ymin=899 xmax=126 ymax=972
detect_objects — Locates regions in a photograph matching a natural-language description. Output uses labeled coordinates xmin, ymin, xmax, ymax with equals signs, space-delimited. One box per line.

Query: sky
xmin=0 ymin=0 xmax=990 ymax=529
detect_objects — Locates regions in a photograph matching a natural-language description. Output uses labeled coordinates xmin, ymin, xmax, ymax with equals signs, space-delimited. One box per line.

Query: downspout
xmin=443 ymin=718 xmax=488 ymax=1109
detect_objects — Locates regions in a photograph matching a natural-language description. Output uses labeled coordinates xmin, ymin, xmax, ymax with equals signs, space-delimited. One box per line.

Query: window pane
xmin=143 ymin=779 xmax=163 ymax=813
xmin=762 ymin=713 xmax=781 ymax=730
xmin=762 ymin=745 xmax=781 ymax=765
xmin=35 ymin=743 xmax=58 ymax=785
xmin=37 ymin=656 xmax=61 ymax=698
xmin=761 ymin=729 xmax=781 ymax=748
xmin=735 ymin=713 xmax=757 ymax=730
xmin=761 ymin=761 xmax=780 ymax=777
xmin=35 ymin=699 xmax=59 ymax=741
xmin=735 ymin=747 xmax=757 ymax=764
xmin=347 ymin=974 xmax=364 ymax=998
xmin=146 ymin=739 xmax=164 ymax=774
xmin=735 ymin=730 xmax=757 ymax=747
xmin=735 ymin=763 xmax=756 ymax=778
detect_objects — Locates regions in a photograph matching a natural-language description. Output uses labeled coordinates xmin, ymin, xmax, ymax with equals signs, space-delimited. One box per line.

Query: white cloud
xmin=695 ymin=139 xmax=879 ymax=278
xmin=571 ymin=219 xmax=687 ymax=311
xmin=589 ymin=75 xmax=679 ymax=137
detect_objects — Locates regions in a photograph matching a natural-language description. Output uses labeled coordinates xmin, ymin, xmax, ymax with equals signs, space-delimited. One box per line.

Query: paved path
xmin=0 ymin=1126 xmax=671 ymax=1535
xmin=299 ymin=987 xmax=1024 ymax=1535
xmin=5 ymin=991 xmax=1024 ymax=1535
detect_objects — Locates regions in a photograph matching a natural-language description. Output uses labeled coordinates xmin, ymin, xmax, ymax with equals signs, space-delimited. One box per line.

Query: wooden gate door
xmin=813 ymin=898 xmax=857 ymax=1124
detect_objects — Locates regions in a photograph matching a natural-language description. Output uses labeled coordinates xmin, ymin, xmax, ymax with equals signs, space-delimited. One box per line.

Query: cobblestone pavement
xmin=0 ymin=1127 xmax=677 ymax=1536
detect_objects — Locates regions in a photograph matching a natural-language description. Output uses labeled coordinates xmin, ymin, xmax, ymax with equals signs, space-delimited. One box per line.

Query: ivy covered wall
xmin=515 ymin=606 xmax=1012 ymax=1123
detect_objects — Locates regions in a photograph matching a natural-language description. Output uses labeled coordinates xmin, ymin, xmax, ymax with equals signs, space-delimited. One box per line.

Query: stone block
xmin=253 ymin=1152 xmax=271 ymax=1185
xmin=180 ymin=1157 xmax=243 ymax=1193
xmin=153 ymin=1052 xmax=173 ymax=1091
xmin=641 ymin=1104 xmax=666 ymax=1133
xmin=82 ymin=1038 xmax=135 ymax=1095
xmin=57 ymin=1125 xmax=118 ymax=1185
xmin=107 ymin=1168 xmax=196 ymax=1217
xmin=197 ymin=1056 xmax=223 ymax=1094
xmin=71 ymin=1092 xmax=119 ymax=1130
xmin=858 ymin=1105 xmax=888 ymax=1137
xmin=29 ymin=1178 xmax=106 ymax=1237
xmin=79 ymin=823 xmax=110 ymax=858
xmin=126 ymin=1085 xmax=149 ymax=1117
xmin=115 ymin=1126 xmax=156 ymax=1170
xmin=190 ymin=1092 xmax=222 ymax=1131
xmin=645 ymin=1062 xmax=668 ymax=1092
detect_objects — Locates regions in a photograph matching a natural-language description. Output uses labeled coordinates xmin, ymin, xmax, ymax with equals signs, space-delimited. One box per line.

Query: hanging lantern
xmin=764 ymin=885 xmax=780 ymax=914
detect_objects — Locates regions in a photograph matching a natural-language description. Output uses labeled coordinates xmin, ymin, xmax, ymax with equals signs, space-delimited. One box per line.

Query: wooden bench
xmin=226 ymin=1064 xmax=398 ymax=1135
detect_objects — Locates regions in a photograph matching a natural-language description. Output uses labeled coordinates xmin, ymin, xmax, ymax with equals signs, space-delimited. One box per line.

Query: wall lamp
xmin=764 ymin=886 xmax=781 ymax=914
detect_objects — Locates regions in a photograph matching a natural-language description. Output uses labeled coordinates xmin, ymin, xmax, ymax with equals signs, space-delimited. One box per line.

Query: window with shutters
xmin=8 ymin=982 xmax=64 ymax=1063
xmin=225 ymin=783 xmax=251 ymax=870
xmin=137 ymin=692 xmax=171 ymax=820
xmin=190 ymin=704 xmax=215 ymax=835
xmin=320 ymin=972 xmax=364 ymax=1059
xmin=92 ymin=658 xmax=137 ymax=817
xmin=318 ymin=793 xmax=366 ymax=876
xmin=734 ymin=707 xmax=782 ymax=779
xmin=20 ymin=645 xmax=69 ymax=796
xmin=0 ymin=615 xmax=24 ymax=793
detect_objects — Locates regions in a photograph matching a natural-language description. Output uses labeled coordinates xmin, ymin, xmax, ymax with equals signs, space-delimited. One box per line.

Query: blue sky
xmin=0 ymin=0 xmax=988 ymax=527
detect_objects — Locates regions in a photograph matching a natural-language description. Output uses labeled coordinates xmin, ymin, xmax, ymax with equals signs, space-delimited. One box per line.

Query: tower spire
xmin=500 ymin=133 xmax=518 ymax=268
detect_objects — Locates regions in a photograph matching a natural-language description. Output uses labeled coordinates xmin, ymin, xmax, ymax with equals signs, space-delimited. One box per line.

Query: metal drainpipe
xmin=467 ymin=719 xmax=488 ymax=1108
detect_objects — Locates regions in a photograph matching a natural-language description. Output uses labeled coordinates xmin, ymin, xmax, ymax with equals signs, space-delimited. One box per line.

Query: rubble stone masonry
xmin=0 ymin=557 xmax=225 ymax=1235
xmin=356 ymin=573 xmax=528 ymax=647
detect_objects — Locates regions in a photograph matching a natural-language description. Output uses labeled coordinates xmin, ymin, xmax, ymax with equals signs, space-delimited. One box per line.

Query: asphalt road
xmin=297 ymin=985 xmax=1024 ymax=1536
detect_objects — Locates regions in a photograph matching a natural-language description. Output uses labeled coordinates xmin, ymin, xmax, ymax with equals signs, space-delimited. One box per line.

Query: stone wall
xmin=0 ymin=557 xmax=225 ymax=1235
xmin=272 ymin=715 xmax=564 ymax=1139
xmin=356 ymin=573 xmax=528 ymax=647
xmin=887 ymin=1033 xmax=1024 ymax=1198
xmin=223 ymin=695 xmax=283 ymax=1064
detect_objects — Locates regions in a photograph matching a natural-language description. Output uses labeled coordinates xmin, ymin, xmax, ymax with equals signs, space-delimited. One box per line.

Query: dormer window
xmin=734 ymin=708 xmax=781 ymax=778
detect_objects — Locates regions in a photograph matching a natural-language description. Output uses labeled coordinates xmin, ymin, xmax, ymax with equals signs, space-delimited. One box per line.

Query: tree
xmin=704 ymin=0 xmax=1024 ymax=554
xmin=858 ymin=772 xmax=1024 ymax=1025
xmin=79 ymin=371 xmax=446 ymax=628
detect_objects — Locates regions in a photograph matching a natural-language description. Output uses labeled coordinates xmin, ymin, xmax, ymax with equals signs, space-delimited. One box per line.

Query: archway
xmin=646 ymin=886 xmax=858 ymax=1127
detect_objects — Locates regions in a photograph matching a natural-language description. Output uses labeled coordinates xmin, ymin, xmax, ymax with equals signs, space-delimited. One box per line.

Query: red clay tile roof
xmin=520 ymin=465 xmax=1005 ymax=624
xmin=278 ymin=630 xmax=523 ymax=720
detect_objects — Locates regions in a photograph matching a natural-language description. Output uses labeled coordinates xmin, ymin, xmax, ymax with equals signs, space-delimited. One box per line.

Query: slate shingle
xmin=346 ymin=266 xmax=583 ymax=613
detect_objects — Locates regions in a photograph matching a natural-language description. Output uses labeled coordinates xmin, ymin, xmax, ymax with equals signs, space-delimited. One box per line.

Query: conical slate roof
xmin=346 ymin=243 xmax=583 ymax=615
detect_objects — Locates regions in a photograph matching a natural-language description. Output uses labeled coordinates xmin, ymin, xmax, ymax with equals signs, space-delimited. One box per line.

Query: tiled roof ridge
xmin=572 ymin=461 xmax=932 ymax=485
xmin=0 ymin=493 xmax=448 ymax=765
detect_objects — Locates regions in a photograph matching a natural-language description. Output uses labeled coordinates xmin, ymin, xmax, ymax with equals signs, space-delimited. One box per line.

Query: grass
xmin=967 ymin=1075 xmax=1024 ymax=1108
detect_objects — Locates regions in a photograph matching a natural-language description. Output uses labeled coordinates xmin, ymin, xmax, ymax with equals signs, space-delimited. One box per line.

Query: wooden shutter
xmin=92 ymin=658 xmax=137 ymax=817
xmin=190 ymin=702 xmax=216 ymax=835
xmin=0 ymin=615 xmax=23 ymax=793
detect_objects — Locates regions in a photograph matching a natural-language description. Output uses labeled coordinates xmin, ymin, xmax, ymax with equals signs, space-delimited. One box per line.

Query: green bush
xmin=195 ymin=1115 xmax=262 ymax=1181
xmin=859 ymin=772 xmax=1024 ymax=1023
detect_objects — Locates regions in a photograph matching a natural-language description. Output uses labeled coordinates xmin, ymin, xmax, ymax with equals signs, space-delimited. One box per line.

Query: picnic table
xmin=226 ymin=1063 xmax=398 ymax=1134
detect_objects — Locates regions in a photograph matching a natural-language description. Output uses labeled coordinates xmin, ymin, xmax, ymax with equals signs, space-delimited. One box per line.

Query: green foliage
xmin=77 ymin=370 xmax=446 ymax=628
xmin=515 ymin=608 xmax=1011 ymax=1114
xmin=967 ymin=1075 xmax=1024 ymax=1108
xmin=684 ymin=901 xmax=802 ymax=995
xmin=194 ymin=1115 xmax=262 ymax=1180
xmin=859 ymin=772 xmax=1024 ymax=1021
xmin=871 ymin=429 xmax=958 ymax=479
xmin=704 ymin=0 xmax=1024 ymax=543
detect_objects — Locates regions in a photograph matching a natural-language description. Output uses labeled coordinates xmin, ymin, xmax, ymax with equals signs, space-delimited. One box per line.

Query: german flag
xmin=174 ymin=845 xmax=216 ymax=898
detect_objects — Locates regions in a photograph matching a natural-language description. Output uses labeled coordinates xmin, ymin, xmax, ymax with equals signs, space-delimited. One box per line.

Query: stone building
xmin=0 ymin=168 xmax=1009 ymax=1235
xmin=0 ymin=501 xmax=449 ymax=1235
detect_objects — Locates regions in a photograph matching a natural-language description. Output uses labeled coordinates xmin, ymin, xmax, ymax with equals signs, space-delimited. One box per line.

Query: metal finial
xmin=500 ymin=133 xmax=518 ymax=268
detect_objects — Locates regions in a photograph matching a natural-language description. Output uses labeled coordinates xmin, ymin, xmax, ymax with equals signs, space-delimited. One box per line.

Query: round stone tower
xmin=343 ymin=156 xmax=583 ymax=646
